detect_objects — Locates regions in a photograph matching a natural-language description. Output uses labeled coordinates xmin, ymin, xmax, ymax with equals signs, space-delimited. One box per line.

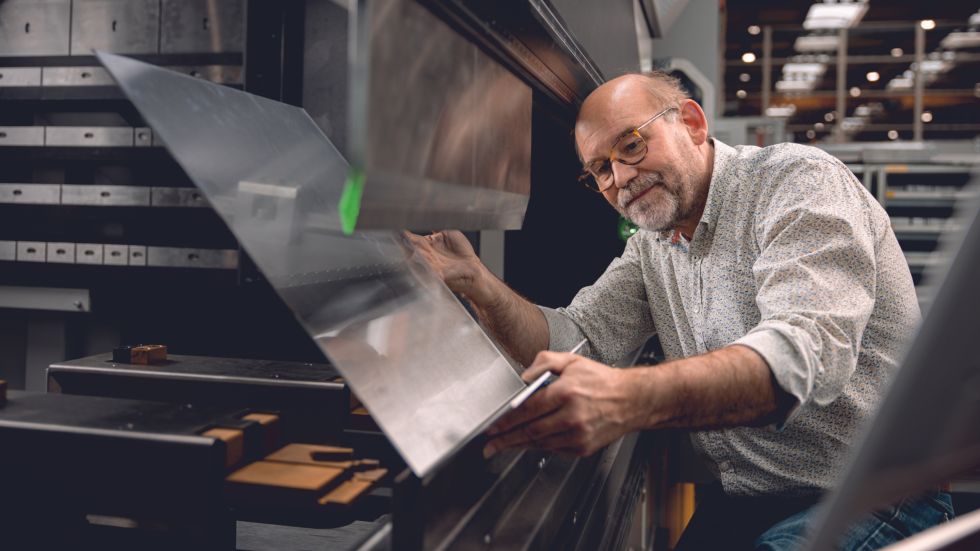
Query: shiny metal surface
xmin=170 ymin=65 xmax=243 ymax=85
xmin=70 ymin=0 xmax=160 ymax=55
xmin=0 ymin=184 xmax=61 ymax=205
xmin=0 ymin=0 xmax=71 ymax=56
xmin=0 ymin=286 xmax=90 ymax=312
xmin=151 ymin=187 xmax=209 ymax=208
xmin=0 ymin=127 xmax=45 ymax=147
xmin=75 ymin=244 xmax=104 ymax=265
xmin=0 ymin=68 xmax=42 ymax=87
xmin=100 ymin=52 xmax=526 ymax=477
xmin=349 ymin=0 xmax=532 ymax=231
xmin=61 ymin=184 xmax=150 ymax=206
xmin=41 ymin=67 xmax=116 ymax=87
xmin=103 ymin=244 xmax=129 ymax=266
xmin=45 ymin=127 xmax=134 ymax=147
xmin=0 ymin=242 xmax=15 ymax=262
xmin=128 ymin=245 xmax=147 ymax=266
xmin=159 ymin=0 xmax=245 ymax=54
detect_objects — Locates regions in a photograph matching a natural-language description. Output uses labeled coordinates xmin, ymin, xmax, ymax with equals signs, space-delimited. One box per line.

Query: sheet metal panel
xmin=349 ymin=0 xmax=532 ymax=231
xmin=146 ymin=246 xmax=238 ymax=269
xmin=42 ymin=67 xmax=116 ymax=87
xmin=0 ymin=0 xmax=71 ymax=56
xmin=99 ymin=52 xmax=526 ymax=477
xmin=0 ymin=184 xmax=61 ymax=205
xmin=61 ymin=184 xmax=150 ymax=206
xmin=0 ymin=127 xmax=45 ymax=147
xmin=0 ymin=68 xmax=42 ymax=87
xmin=160 ymin=0 xmax=245 ymax=54
xmin=103 ymin=244 xmax=129 ymax=266
xmin=45 ymin=127 xmax=134 ymax=147
xmin=16 ymin=242 xmax=47 ymax=263
xmin=151 ymin=187 xmax=209 ymax=208
xmin=70 ymin=0 xmax=160 ymax=55
xmin=0 ymin=241 xmax=16 ymax=262
xmin=75 ymin=243 xmax=104 ymax=265
xmin=46 ymin=243 xmax=76 ymax=264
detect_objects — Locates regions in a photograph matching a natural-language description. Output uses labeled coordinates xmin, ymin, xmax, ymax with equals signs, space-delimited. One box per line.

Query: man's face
xmin=576 ymin=95 xmax=702 ymax=233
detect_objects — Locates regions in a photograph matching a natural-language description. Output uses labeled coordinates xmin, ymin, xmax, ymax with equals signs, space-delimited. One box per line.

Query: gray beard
xmin=615 ymin=172 xmax=683 ymax=233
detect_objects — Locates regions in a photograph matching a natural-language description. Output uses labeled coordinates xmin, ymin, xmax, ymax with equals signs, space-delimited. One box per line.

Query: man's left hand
xmin=483 ymin=350 xmax=634 ymax=458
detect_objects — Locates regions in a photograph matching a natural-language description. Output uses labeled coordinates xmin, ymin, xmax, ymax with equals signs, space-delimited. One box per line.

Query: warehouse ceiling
xmin=723 ymin=1 xmax=980 ymax=142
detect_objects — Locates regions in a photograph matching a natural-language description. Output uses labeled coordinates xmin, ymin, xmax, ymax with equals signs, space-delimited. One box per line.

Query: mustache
xmin=618 ymin=172 xmax=665 ymax=209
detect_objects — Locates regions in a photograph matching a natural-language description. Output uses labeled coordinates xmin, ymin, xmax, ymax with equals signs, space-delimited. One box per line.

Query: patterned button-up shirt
xmin=541 ymin=138 xmax=919 ymax=497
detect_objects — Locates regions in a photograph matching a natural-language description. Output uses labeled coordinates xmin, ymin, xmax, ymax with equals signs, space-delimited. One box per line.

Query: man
xmin=408 ymin=72 xmax=952 ymax=549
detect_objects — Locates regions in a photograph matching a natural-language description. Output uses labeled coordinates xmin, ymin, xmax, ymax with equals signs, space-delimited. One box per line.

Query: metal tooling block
xmin=48 ymin=353 xmax=351 ymax=444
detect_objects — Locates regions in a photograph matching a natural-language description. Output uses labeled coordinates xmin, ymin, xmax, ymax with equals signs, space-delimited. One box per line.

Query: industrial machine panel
xmin=0 ymin=127 xmax=45 ymax=147
xmin=160 ymin=0 xmax=245 ymax=54
xmin=45 ymin=126 xmax=134 ymax=147
xmin=42 ymin=66 xmax=116 ymax=87
xmin=0 ymin=184 xmax=61 ymax=205
xmin=0 ymin=0 xmax=71 ymax=56
xmin=71 ymin=0 xmax=161 ymax=55
xmin=0 ymin=67 xmax=42 ymax=87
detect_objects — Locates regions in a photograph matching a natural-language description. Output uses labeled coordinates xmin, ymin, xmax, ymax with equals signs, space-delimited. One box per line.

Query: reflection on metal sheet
xmin=61 ymin=184 xmax=150 ymax=206
xmin=147 ymin=246 xmax=238 ymax=269
xmin=0 ymin=127 xmax=45 ymax=146
xmin=42 ymin=67 xmax=116 ymax=87
xmin=100 ymin=52 xmax=526 ymax=477
xmin=45 ymin=127 xmax=134 ymax=147
xmin=350 ymin=0 xmax=532 ymax=231
xmin=151 ymin=187 xmax=209 ymax=208
xmin=0 ymin=68 xmax=42 ymax=87
xmin=71 ymin=0 xmax=160 ymax=55
xmin=0 ymin=184 xmax=61 ymax=205
xmin=17 ymin=242 xmax=47 ymax=263
xmin=0 ymin=0 xmax=71 ymax=57
xmin=47 ymin=243 xmax=76 ymax=264
xmin=160 ymin=0 xmax=245 ymax=54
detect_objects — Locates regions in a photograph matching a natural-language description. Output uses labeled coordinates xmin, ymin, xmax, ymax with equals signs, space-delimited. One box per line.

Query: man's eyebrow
xmin=582 ymin=125 xmax=636 ymax=165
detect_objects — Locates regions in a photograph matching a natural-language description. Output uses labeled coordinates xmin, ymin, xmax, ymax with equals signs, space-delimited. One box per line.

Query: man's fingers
xmin=483 ymin=413 xmax=576 ymax=458
xmin=521 ymin=351 xmax=582 ymax=382
xmin=487 ymin=385 xmax=564 ymax=436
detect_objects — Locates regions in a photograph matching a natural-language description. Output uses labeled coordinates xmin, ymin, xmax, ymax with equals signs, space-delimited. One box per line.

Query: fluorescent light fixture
xmin=775 ymin=80 xmax=817 ymax=92
xmin=887 ymin=129 xmax=899 ymax=140
xmin=736 ymin=89 xmax=748 ymax=98
xmin=849 ymin=86 xmax=861 ymax=97
xmin=920 ymin=19 xmax=936 ymax=30
xmin=766 ymin=105 xmax=797 ymax=117
xmin=794 ymin=34 xmax=840 ymax=52
xmin=748 ymin=25 xmax=761 ymax=35
xmin=921 ymin=111 xmax=933 ymax=123
xmin=742 ymin=52 xmax=757 ymax=63
xmin=866 ymin=71 xmax=880 ymax=82
xmin=941 ymin=31 xmax=980 ymax=49
xmin=782 ymin=62 xmax=827 ymax=78
xmin=891 ymin=48 xmax=904 ymax=57
xmin=803 ymin=1 xmax=869 ymax=30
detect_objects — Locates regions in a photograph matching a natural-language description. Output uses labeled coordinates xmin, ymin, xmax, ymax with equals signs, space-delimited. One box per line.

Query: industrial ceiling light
xmin=748 ymin=25 xmax=761 ymax=35
xmin=921 ymin=111 xmax=933 ymax=123
xmin=887 ymin=129 xmax=899 ymax=140
xmin=866 ymin=71 xmax=880 ymax=82
xmin=742 ymin=52 xmax=757 ymax=63
xmin=783 ymin=62 xmax=827 ymax=78
xmin=824 ymin=112 xmax=835 ymax=122
xmin=766 ymin=105 xmax=797 ymax=117
xmin=794 ymin=34 xmax=840 ymax=52
xmin=850 ymin=86 xmax=861 ymax=97
xmin=740 ymin=72 xmax=751 ymax=82
xmin=920 ymin=20 xmax=936 ymax=30
xmin=806 ymin=129 xmax=816 ymax=139
xmin=803 ymin=1 xmax=869 ymax=30
xmin=891 ymin=47 xmax=904 ymax=57
xmin=736 ymin=89 xmax=748 ymax=98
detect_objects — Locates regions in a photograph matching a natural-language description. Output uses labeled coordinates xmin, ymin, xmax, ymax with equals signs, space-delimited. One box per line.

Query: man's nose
xmin=611 ymin=162 xmax=638 ymax=189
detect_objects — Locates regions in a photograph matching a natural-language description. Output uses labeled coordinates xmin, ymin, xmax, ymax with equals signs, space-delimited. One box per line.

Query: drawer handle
xmin=0 ymin=132 xmax=7 ymax=138
xmin=187 ymin=253 xmax=200 ymax=261
xmin=100 ymin=191 xmax=111 ymax=197
xmin=0 ymin=73 xmax=4 ymax=80
xmin=84 ymin=250 xmax=95 ymax=256
xmin=25 ymin=23 xmax=31 ymax=34
xmin=84 ymin=132 xmax=95 ymax=139
xmin=132 ymin=251 xmax=143 ymax=258
xmin=12 ymin=189 xmax=22 ymax=196
xmin=111 ymin=20 xmax=118 ymax=32
xmin=26 ymin=247 xmax=36 ymax=254
xmin=56 ymin=249 xmax=66 ymax=255
xmin=110 ymin=250 xmax=122 ymax=257
xmin=81 ymin=71 xmax=91 ymax=79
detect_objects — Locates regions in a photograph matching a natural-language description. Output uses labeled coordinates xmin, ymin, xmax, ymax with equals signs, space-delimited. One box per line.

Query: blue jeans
xmin=674 ymin=484 xmax=954 ymax=551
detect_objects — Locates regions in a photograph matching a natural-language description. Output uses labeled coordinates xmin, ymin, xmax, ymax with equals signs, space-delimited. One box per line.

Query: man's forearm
xmin=465 ymin=271 xmax=549 ymax=367
xmin=623 ymin=345 xmax=796 ymax=432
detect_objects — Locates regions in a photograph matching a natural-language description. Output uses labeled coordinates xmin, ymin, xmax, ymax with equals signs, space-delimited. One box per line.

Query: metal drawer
xmin=104 ymin=244 xmax=129 ymax=266
xmin=0 ymin=67 xmax=43 ymax=87
xmin=0 ymin=127 xmax=45 ymax=146
xmin=45 ymin=127 xmax=134 ymax=147
xmin=128 ymin=245 xmax=147 ymax=266
xmin=47 ymin=243 xmax=76 ymax=264
xmin=160 ymin=0 xmax=244 ymax=54
xmin=61 ymin=185 xmax=150 ymax=206
xmin=151 ymin=187 xmax=209 ymax=208
xmin=75 ymin=243 xmax=105 ymax=265
xmin=17 ymin=242 xmax=47 ymax=263
xmin=42 ymin=67 xmax=115 ymax=87
xmin=71 ymin=0 xmax=160 ymax=55
xmin=0 ymin=184 xmax=61 ymax=205
xmin=147 ymin=247 xmax=238 ymax=269
xmin=0 ymin=0 xmax=71 ymax=56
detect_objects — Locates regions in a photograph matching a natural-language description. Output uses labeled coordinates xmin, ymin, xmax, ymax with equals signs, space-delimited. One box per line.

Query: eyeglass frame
xmin=578 ymin=106 xmax=679 ymax=193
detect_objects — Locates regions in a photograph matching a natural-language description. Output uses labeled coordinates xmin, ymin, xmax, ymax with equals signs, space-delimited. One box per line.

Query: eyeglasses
xmin=578 ymin=106 xmax=678 ymax=193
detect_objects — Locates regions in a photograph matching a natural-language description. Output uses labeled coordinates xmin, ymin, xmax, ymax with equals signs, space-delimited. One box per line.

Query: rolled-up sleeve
xmin=733 ymin=158 xmax=878 ymax=426
xmin=539 ymin=234 xmax=656 ymax=364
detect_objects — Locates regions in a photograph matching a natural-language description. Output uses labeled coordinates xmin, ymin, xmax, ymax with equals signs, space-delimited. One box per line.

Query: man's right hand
xmin=405 ymin=230 xmax=492 ymax=303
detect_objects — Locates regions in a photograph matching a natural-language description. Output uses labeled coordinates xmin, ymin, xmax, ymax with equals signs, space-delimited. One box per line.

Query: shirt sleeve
xmin=733 ymin=157 xmax=878 ymax=427
xmin=538 ymin=233 xmax=656 ymax=365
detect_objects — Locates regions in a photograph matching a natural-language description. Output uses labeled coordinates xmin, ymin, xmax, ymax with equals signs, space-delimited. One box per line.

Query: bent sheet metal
xmin=97 ymin=52 xmax=526 ymax=477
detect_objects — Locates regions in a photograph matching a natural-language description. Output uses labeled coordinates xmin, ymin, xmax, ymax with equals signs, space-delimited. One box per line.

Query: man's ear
xmin=678 ymin=99 xmax=709 ymax=146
